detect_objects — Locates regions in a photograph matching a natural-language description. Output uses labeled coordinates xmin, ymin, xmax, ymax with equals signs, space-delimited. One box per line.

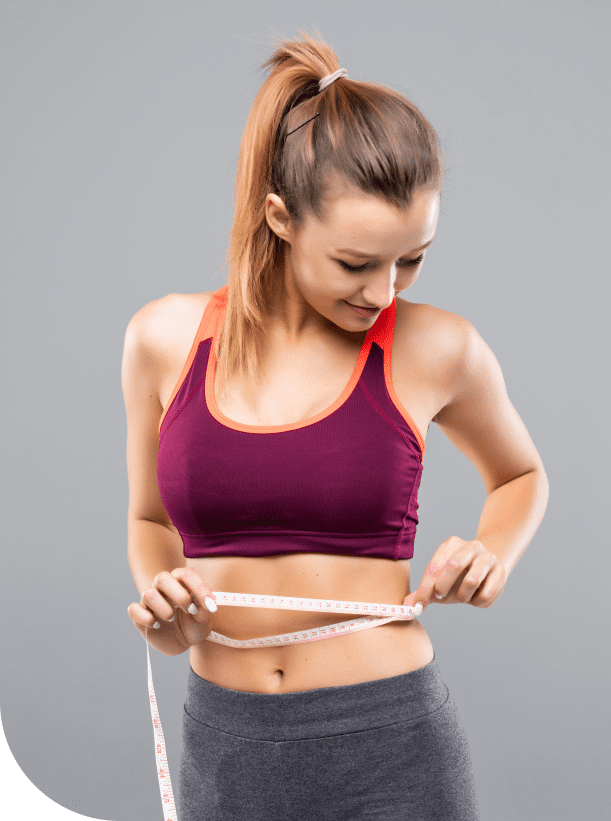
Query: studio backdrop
xmin=1 ymin=1 xmax=609 ymax=820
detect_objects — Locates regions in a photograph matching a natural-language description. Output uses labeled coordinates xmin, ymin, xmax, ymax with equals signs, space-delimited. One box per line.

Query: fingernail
xmin=204 ymin=596 xmax=217 ymax=613
xmin=188 ymin=603 xmax=198 ymax=615
xmin=168 ymin=614 xmax=175 ymax=622
xmin=414 ymin=603 xmax=423 ymax=616
xmin=435 ymin=593 xmax=444 ymax=600
xmin=153 ymin=621 xmax=160 ymax=629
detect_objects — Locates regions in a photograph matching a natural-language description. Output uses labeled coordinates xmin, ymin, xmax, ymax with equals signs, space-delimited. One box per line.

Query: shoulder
xmin=124 ymin=291 xmax=214 ymax=360
xmin=122 ymin=292 xmax=215 ymax=404
xmin=399 ymin=298 xmax=547 ymax=489
xmin=394 ymin=297 xmax=472 ymax=406
xmin=394 ymin=297 xmax=480 ymax=423
xmin=125 ymin=291 xmax=214 ymax=337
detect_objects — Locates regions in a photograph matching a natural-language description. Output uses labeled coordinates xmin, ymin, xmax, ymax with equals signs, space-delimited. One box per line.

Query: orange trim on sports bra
xmin=158 ymin=284 xmax=426 ymax=457
xmin=157 ymin=290 xmax=222 ymax=437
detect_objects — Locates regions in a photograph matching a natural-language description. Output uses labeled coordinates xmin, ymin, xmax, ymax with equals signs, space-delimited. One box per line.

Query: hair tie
xmin=286 ymin=68 xmax=348 ymax=136
xmin=318 ymin=67 xmax=348 ymax=92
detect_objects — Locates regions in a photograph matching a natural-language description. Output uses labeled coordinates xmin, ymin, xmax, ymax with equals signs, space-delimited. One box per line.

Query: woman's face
xmin=265 ymin=180 xmax=440 ymax=334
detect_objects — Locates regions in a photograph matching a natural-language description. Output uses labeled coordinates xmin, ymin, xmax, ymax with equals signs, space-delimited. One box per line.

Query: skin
xmin=128 ymin=178 xmax=507 ymax=651
xmin=260 ymin=180 xmax=509 ymax=614
xmin=264 ymin=176 xmax=441 ymax=344
xmin=130 ymin=179 xmax=444 ymax=668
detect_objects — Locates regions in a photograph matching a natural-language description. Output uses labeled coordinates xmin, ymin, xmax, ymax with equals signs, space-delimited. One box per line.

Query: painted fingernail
xmin=414 ymin=603 xmax=423 ymax=616
xmin=188 ymin=603 xmax=198 ymax=615
xmin=204 ymin=596 xmax=217 ymax=613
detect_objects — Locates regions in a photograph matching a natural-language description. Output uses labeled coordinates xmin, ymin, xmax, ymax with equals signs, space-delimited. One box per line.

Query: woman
xmin=123 ymin=30 xmax=549 ymax=821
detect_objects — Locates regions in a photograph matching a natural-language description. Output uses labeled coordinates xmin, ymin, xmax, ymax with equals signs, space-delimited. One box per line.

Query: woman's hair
xmin=213 ymin=28 xmax=447 ymax=408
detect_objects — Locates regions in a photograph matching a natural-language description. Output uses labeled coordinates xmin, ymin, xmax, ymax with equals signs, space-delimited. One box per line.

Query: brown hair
xmin=213 ymin=27 xmax=447 ymax=408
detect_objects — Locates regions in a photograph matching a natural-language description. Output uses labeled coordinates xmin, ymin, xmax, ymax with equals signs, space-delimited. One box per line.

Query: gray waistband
xmin=184 ymin=652 xmax=448 ymax=741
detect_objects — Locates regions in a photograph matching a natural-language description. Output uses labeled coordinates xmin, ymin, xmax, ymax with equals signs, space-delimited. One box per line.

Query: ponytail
xmin=213 ymin=27 xmax=446 ymax=410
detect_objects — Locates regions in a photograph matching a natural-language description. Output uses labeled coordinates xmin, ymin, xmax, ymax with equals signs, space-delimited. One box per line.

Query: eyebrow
xmin=335 ymin=237 xmax=435 ymax=258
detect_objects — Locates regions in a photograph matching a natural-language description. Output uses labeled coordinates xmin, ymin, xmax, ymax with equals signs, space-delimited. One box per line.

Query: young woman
xmin=123 ymin=30 xmax=549 ymax=821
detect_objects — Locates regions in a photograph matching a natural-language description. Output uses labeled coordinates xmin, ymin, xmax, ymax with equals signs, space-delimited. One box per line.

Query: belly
xmin=186 ymin=553 xmax=435 ymax=693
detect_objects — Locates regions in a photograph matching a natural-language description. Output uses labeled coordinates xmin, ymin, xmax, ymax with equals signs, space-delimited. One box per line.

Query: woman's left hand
xmin=402 ymin=536 xmax=509 ymax=615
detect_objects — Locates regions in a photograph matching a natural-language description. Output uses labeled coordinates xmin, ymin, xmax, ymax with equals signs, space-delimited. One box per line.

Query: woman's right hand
xmin=127 ymin=567 xmax=218 ymax=656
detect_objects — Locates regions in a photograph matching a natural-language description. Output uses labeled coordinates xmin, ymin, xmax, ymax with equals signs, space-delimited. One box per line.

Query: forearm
xmin=127 ymin=518 xmax=189 ymax=656
xmin=127 ymin=518 xmax=186 ymax=595
xmin=475 ymin=469 xmax=549 ymax=576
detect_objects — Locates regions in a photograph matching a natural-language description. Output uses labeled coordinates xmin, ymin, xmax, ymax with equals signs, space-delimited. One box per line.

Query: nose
xmin=360 ymin=268 xmax=397 ymax=310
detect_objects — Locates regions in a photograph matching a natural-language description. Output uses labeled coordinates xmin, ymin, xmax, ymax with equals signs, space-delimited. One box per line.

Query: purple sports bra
xmin=157 ymin=285 xmax=425 ymax=561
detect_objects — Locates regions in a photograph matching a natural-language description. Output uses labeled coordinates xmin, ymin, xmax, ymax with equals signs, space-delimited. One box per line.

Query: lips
xmin=344 ymin=300 xmax=379 ymax=312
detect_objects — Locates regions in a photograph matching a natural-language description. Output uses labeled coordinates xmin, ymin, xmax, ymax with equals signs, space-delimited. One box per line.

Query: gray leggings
xmin=179 ymin=652 xmax=480 ymax=820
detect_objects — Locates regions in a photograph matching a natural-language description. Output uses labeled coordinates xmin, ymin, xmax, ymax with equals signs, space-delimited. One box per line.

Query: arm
xmin=434 ymin=316 xmax=549 ymax=575
xmin=127 ymin=520 xmax=191 ymax=657
xmin=475 ymin=468 xmax=549 ymax=577
xmin=122 ymin=299 xmax=191 ymax=656
xmin=127 ymin=518 xmax=186 ymax=604
xmin=405 ymin=316 xmax=549 ymax=610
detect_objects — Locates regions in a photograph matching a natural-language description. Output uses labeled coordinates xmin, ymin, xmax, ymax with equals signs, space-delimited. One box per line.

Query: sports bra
xmin=157 ymin=284 xmax=425 ymax=561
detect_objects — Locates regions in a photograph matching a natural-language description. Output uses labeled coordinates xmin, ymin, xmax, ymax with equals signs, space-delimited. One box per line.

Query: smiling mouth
xmin=344 ymin=301 xmax=379 ymax=311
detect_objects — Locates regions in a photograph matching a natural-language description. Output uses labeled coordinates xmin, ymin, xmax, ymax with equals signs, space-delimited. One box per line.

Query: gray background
xmin=1 ymin=1 xmax=609 ymax=819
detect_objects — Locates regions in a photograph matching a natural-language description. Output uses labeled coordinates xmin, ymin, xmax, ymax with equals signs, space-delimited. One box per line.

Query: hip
xmin=180 ymin=648 xmax=480 ymax=821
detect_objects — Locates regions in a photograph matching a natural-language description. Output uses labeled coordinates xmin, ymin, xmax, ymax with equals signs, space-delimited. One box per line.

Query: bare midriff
xmin=186 ymin=552 xmax=434 ymax=693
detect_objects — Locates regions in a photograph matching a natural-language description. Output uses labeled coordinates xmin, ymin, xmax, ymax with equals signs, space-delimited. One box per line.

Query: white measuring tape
xmin=143 ymin=591 xmax=421 ymax=821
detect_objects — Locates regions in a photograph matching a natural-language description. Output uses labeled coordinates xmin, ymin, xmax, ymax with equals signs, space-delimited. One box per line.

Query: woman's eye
xmin=337 ymin=254 xmax=424 ymax=273
xmin=338 ymin=260 xmax=369 ymax=272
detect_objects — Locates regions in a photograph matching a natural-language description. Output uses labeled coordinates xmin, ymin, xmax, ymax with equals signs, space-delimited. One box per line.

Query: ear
xmin=265 ymin=193 xmax=293 ymax=242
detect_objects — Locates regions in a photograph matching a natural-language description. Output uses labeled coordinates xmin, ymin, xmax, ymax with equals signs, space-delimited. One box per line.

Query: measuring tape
xmin=143 ymin=591 xmax=421 ymax=821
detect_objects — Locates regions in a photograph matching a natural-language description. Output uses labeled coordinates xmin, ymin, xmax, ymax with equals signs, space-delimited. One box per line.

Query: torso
xmin=156 ymin=291 xmax=456 ymax=693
